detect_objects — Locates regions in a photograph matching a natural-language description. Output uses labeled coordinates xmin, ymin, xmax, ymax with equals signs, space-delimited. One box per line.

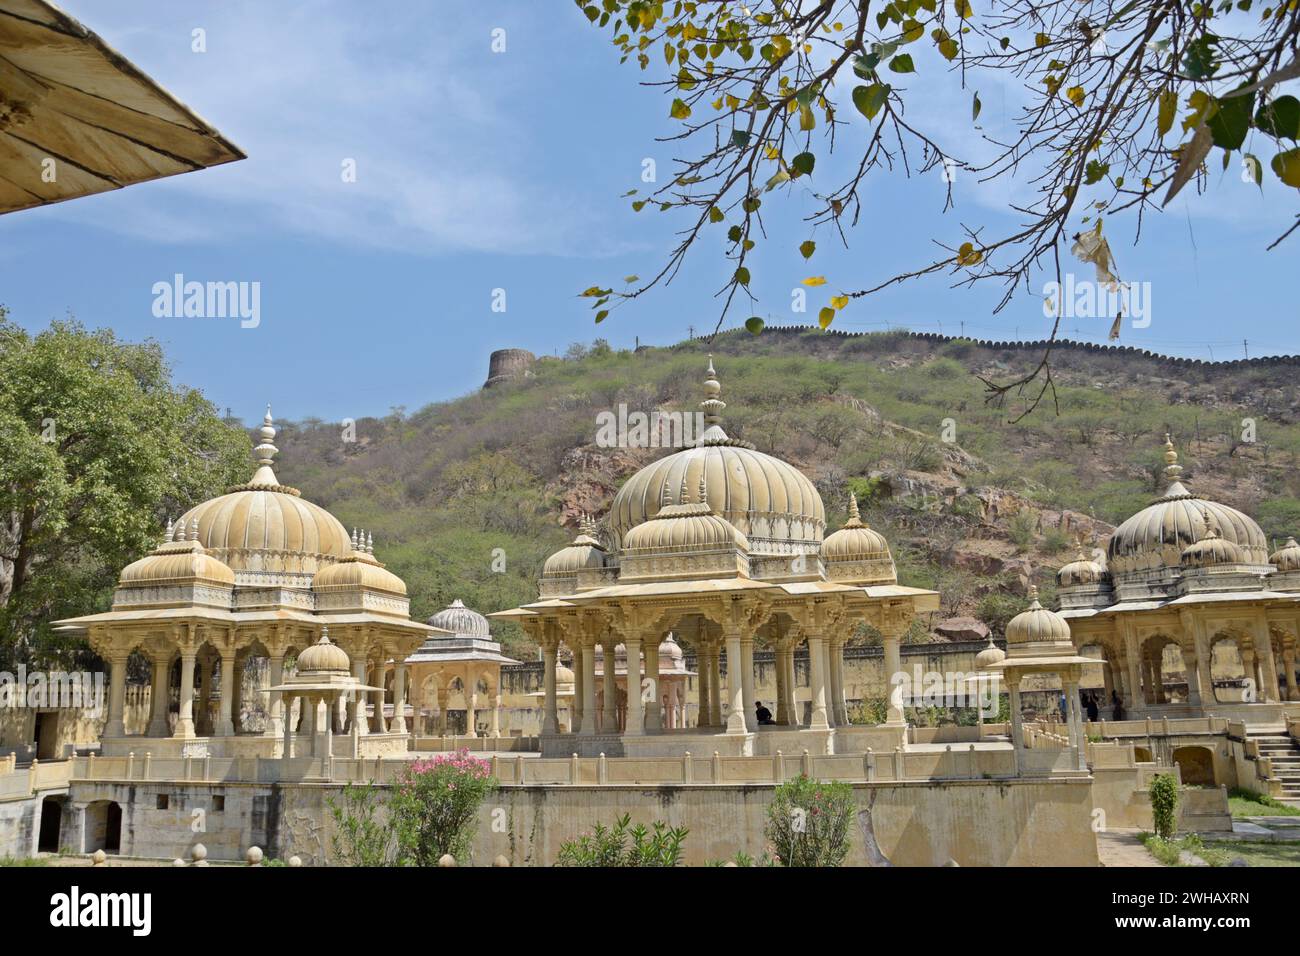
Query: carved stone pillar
xmin=724 ymin=630 xmax=747 ymax=734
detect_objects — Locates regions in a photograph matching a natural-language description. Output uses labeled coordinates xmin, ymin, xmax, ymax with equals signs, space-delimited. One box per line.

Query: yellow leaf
xmin=670 ymin=98 xmax=692 ymax=120
xmin=955 ymin=242 xmax=983 ymax=266
xmin=1035 ymin=32 xmax=1050 ymax=47
xmin=954 ymin=0 xmax=973 ymax=19
xmin=1156 ymin=89 xmax=1177 ymax=137
xmin=830 ymin=294 xmax=849 ymax=309
xmin=818 ymin=307 xmax=835 ymax=329
xmin=802 ymin=276 xmax=828 ymax=286
xmin=1067 ymin=86 xmax=1085 ymax=107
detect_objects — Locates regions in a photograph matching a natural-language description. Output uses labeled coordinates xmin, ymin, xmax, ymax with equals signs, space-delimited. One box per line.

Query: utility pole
xmin=687 ymin=325 xmax=695 ymax=340
xmin=1243 ymin=339 xmax=1249 ymax=359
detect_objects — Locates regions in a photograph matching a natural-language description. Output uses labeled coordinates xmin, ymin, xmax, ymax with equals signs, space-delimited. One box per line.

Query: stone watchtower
xmin=483 ymin=348 xmax=536 ymax=388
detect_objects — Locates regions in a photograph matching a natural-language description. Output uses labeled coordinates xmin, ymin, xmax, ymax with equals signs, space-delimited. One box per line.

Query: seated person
xmin=754 ymin=700 xmax=775 ymax=725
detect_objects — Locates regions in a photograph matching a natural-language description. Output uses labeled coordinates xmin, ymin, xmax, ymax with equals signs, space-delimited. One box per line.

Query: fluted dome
xmin=975 ymin=635 xmax=1006 ymax=669
xmin=622 ymin=506 xmax=750 ymax=553
xmin=427 ymin=598 xmax=491 ymax=637
xmin=295 ymin=629 xmax=351 ymax=674
xmin=542 ymin=519 xmax=607 ymax=577
xmin=607 ymin=359 xmax=824 ymax=558
xmin=1181 ymin=527 xmax=1244 ymax=568
xmin=1271 ymin=537 xmax=1300 ymax=572
xmin=177 ymin=409 xmax=353 ymax=577
xmin=1107 ymin=435 xmax=1268 ymax=577
xmin=1005 ymin=587 xmax=1072 ymax=646
xmin=1057 ymin=546 xmax=1106 ymax=587
xmin=118 ymin=519 xmax=235 ymax=588
xmin=312 ymin=540 xmax=407 ymax=595
xmin=821 ymin=492 xmax=896 ymax=584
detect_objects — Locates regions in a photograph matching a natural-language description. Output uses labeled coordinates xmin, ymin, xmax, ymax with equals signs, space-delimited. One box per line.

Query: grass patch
xmin=1138 ymin=833 xmax=1226 ymax=866
xmin=1204 ymin=841 xmax=1300 ymax=867
xmin=0 ymin=855 xmax=48 ymax=867
xmin=1227 ymin=788 xmax=1300 ymax=818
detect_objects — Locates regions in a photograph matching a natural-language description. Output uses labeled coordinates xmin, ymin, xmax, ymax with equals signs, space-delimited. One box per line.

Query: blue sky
xmin=2 ymin=0 xmax=1297 ymax=424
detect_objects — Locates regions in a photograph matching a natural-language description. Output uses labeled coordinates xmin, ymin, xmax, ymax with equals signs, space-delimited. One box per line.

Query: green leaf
xmin=888 ymin=53 xmax=915 ymax=73
xmin=1157 ymin=89 xmax=1177 ymax=138
xmin=1256 ymin=95 xmax=1300 ymax=140
xmin=594 ymin=310 xmax=609 ymax=323
xmin=731 ymin=129 xmax=751 ymax=148
xmin=1084 ymin=160 xmax=1110 ymax=184
xmin=791 ymin=151 xmax=816 ymax=176
xmin=745 ymin=317 xmax=765 ymax=334
xmin=818 ymin=307 xmax=836 ymax=330
xmin=670 ymin=98 xmax=691 ymax=119
xmin=799 ymin=240 xmax=816 ymax=259
xmin=1181 ymin=34 xmax=1220 ymax=80
xmin=1207 ymin=87 xmax=1255 ymax=150
xmin=708 ymin=206 xmax=725 ymax=223
xmin=1272 ymin=148 xmax=1300 ymax=188
xmin=852 ymin=84 xmax=889 ymax=120
xmin=734 ymin=266 xmax=751 ymax=286
xmin=972 ymin=90 xmax=982 ymax=122
xmin=727 ymin=225 xmax=743 ymax=242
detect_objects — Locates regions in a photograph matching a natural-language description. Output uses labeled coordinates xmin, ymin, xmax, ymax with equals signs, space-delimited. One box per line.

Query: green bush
xmin=765 ymin=774 xmax=854 ymax=867
xmin=389 ymin=750 xmax=498 ymax=866
xmin=328 ymin=781 xmax=395 ymax=866
xmin=555 ymin=814 xmax=688 ymax=867
xmin=1149 ymin=772 xmax=1180 ymax=839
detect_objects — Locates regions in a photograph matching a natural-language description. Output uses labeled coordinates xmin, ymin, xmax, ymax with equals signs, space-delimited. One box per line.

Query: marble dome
xmin=177 ymin=409 xmax=353 ymax=577
xmin=1107 ymin=435 xmax=1268 ymax=577
xmin=607 ymin=359 xmax=824 ymax=557
xmin=427 ymin=598 xmax=491 ymax=638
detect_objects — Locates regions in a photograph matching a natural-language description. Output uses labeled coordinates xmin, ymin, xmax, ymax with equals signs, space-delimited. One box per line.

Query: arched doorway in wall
xmin=1140 ymin=635 xmax=1187 ymax=705
xmin=1209 ymin=635 xmax=1249 ymax=703
xmin=84 ymin=800 xmax=122 ymax=854
xmin=1172 ymin=746 xmax=1216 ymax=786
xmin=37 ymin=796 xmax=63 ymax=853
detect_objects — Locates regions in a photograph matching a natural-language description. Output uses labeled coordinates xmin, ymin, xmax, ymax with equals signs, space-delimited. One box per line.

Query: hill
xmin=268 ymin=328 xmax=1300 ymax=658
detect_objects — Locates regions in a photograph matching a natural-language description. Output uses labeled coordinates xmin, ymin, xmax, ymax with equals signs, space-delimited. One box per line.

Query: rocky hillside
xmin=267 ymin=329 xmax=1300 ymax=657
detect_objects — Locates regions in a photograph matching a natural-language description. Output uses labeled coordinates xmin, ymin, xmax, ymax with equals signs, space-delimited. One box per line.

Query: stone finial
xmin=493 ymin=854 xmax=510 ymax=867
xmin=249 ymin=405 xmax=281 ymax=487
xmin=1162 ymin=432 xmax=1184 ymax=485
xmin=366 ymin=532 xmax=374 ymax=554
xmin=246 ymin=846 xmax=263 ymax=866
xmin=188 ymin=516 xmax=199 ymax=542
xmin=351 ymin=528 xmax=358 ymax=549
xmin=163 ymin=517 xmax=174 ymax=544
xmin=437 ymin=853 xmax=457 ymax=867
xmin=288 ymin=855 xmax=302 ymax=867
xmin=190 ymin=843 xmax=208 ymax=866
xmin=91 ymin=849 xmax=107 ymax=866
xmin=700 ymin=355 xmax=726 ymax=428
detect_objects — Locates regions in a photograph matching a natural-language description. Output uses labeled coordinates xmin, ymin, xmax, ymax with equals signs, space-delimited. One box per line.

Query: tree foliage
xmin=554 ymin=813 xmax=689 ymax=866
xmin=575 ymin=0 xmax=1300 ymax=414
xmin=0 ymin=315 xmax=250 ymax=667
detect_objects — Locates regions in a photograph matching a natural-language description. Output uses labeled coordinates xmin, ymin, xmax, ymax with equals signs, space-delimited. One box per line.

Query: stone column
xmin=644 ymin=636 xmax=661 ymax=731
xmin=711 ymin=651 xmax=724 ymax=726
xmin=350 ymin=660 xmax=369 ymax=734
xmin=807 ymin=632 xmax=831 ymax=732
xmin=392 ymin=664 xmax=408 ymax=734
xmin=1284 ymin=648 xmax=1298 ymax=702
xmin=464 ymin=665 xmax=478 ymax=737
xmin=571 ymin=648 xmax=584 ymax=733
xmin=601 ymin=640 xmax=618 ymax=732
xmin=215 ymin=651 xmax=236 ymax=736
xmin=491 ymin=691 xmax=502 ymax=738
xmin=882 ymin=631 xmax=906 ymax=726
xmin=540 ymin=647 xmax=556 ymax=738
xmin=371 ymin=664 xmax=387 ymax=733
xmin=1008 ymin=676 xmax=1025 ymax=776
xmin=147 ymin=656 xmax=170 ymax=737
xmin=724 ymin=631 xmax=747 ymax=734
xmin=175 ymin=650 xmax=197 ymax=739
xmin=829 ymin=639 xmax=847 ymax=726
xmin=667 ymin=682 xmax=678 ymax=729
xmin=281 ymin=692 xmax=295 ymax=758
xmin=1123 ymin=623 xmax=1145 ymax=709
xmin=624 ymin=637 xmax=644 ymax=736
xmin=105 ymin=653 xmax=128 ymax=738
xmin=266 ymin=653 xmax=287 ymax=738
xmin=785 ymin=646 xmax=799 ymax=726
xmin=579 ymin=639 xmax=596 ymax=735
xmin=1183 ymin=643 xmax=1203 ymax=708
xmin=739 ymin=636 xmax=757 ymax=732
xmin=1252 ymin=617 xmax=1280 ymax=703
xmin=696 ymin=645 xmax=711 ymax=729
xmin=774 ymin=645 xmax=788 ymax=725
xmin=437 ymin=684 xmax=448 ymax=735
xmin=1191 ymin=621 xmax=1215 ymax=709
xmin=1064 ymin=677 xmax=1087 ymax=770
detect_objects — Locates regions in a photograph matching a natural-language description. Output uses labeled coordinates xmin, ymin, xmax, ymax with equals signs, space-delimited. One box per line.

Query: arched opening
xmin=1209 ymin=635 xmax=1249 ymax=703
xmin=37 ymin=796 xmax=63 ymax=853
xmin=1140 ymin=635 xmax=1186 ymax=705
xmin=1172 ymin=746 xmax=1216 ymax=786
xmin=84 ymin=800 xmax=122 ymax=854
xmin=1133 ymin=746 xmax=1153 ymax=763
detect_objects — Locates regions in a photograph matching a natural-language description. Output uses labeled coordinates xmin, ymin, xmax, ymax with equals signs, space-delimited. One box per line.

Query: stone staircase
xmin=1253 ymin=733 xmax=1300 ymax=804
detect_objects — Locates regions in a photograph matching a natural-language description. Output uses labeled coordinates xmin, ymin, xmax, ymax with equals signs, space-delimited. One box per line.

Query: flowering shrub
xmin=328 ymin=781 xmax=396 ymax=866
xmin=765 ymin=774 xmax=854 ymax=867
xmin=389 ymin=749 xmax=497 ymax=866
